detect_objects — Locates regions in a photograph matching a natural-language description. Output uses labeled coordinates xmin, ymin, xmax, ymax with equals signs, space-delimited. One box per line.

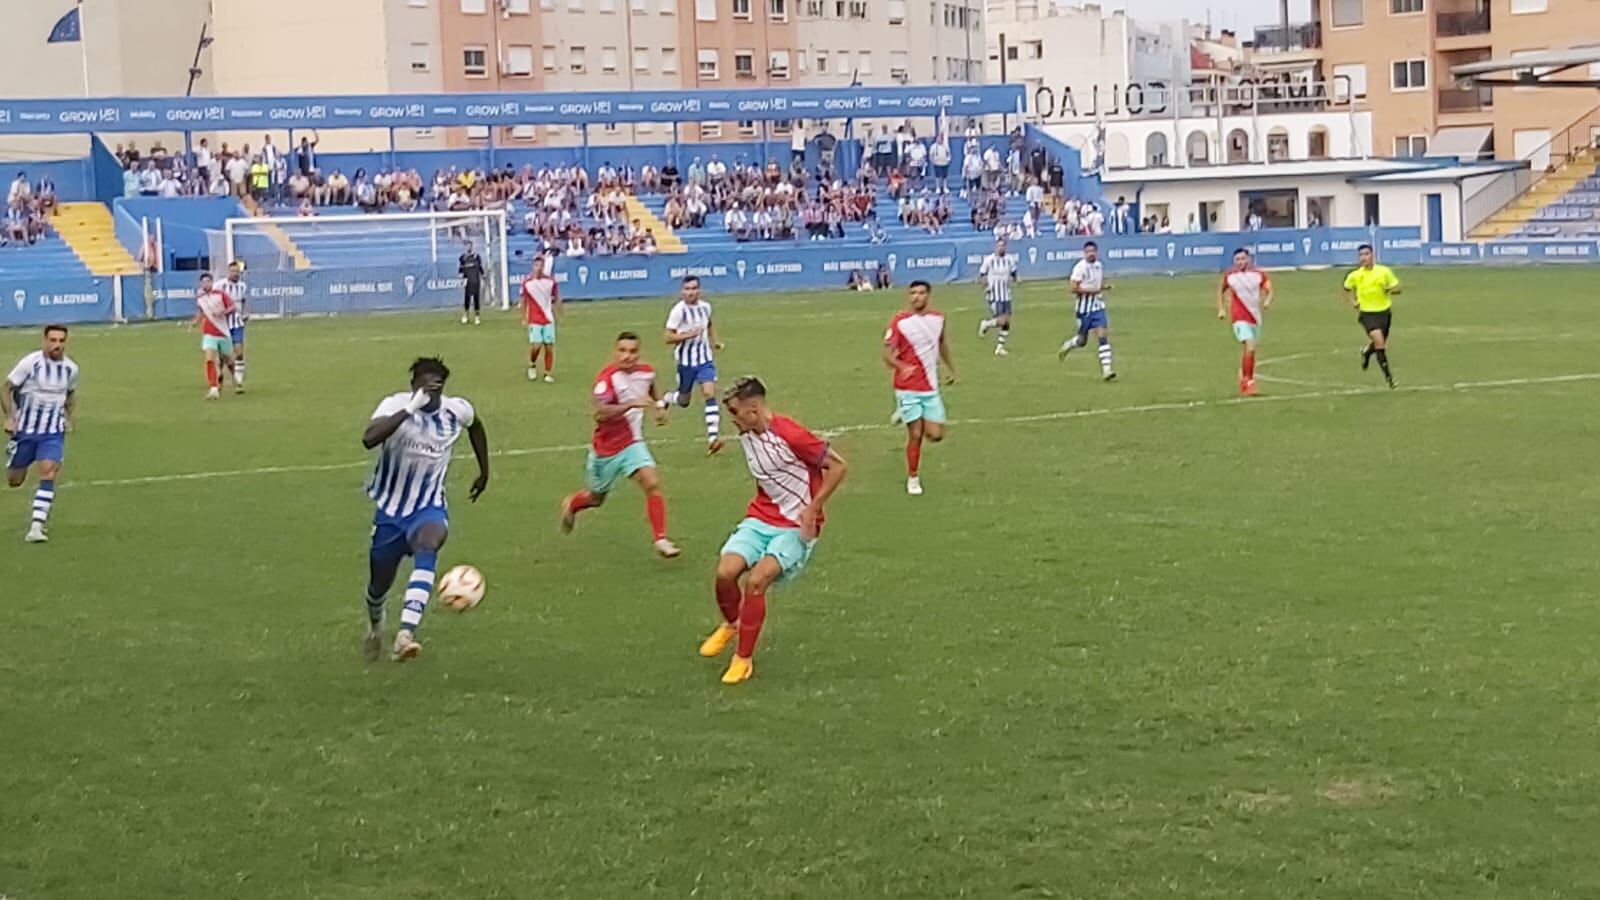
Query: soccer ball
xmin=438 ymin=565 xmax=486 ymax=612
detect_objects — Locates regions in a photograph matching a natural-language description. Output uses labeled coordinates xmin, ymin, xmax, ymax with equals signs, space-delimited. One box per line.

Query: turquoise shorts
xmin=895 ymin=389 xmax=946 ymax=424
xmin=584 ymin=442 xmax=655 ymax=495
xmin=201 ymin=334 xmax=234 ymax=355
xmin=528 ymin=323 xmax=556 ymax=344
xmin=1232 ymin=321 xmax=1259 ymax=343
xmin=720 ymin=517 xmax=816 ymax=585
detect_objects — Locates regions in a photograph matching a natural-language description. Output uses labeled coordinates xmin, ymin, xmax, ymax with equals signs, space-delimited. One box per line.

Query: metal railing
xmin=1476 ymin=99 xmax=1600 ymax=225
xmin=1437 ymin=8 xmax=1490 ymax=37
xmin=1251 ymin=22 xmax=1321 ymax=52
xmin=1437 ymin=86 xmax=1493 ymax=113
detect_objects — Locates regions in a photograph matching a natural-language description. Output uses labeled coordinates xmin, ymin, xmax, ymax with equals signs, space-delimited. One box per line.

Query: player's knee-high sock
xmin=205 ymin=360 xmax=219 ymax=388
xmin=703 ymin=398 xmax=720 ymax=443
xmin=32 ymin=479 xmax=54 ymax=526
xmin=660 ymin=390 xmax=679 ymax=406
xmin=543 ymin=345 xmax=554 ymax=373
xmin=1097 ymin=337 xmax=1113 ymax=375
xmin=233 ymin=358 xmax=245 ymax=386
xmin=1375 ymin=349 xmax=1392 ymax=380
xmin=646 ymin=493 xmax=668 ymax=541
xmin=364 ymin=587 xmax=386 ymax=626
xmin=736 ymin=588 xmax=768 ymax=659
xmin=997 ymin=327 xmax=1009 ymax=350
xmin=715 ymin=579 xmax=742 ymax=623
xmin=905 ymin=436 xmax=922 ymax=476
xmin=1242 ymin=350 xmax=1255 ymax=381
xmin=399 ymin=553 xmax=436 ymax=634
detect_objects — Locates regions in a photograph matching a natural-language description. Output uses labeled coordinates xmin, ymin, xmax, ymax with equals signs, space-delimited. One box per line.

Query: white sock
xmin=661 ymin=391 xmax=679 ymax=406
xmin=1098 ymin=339 xmax=1113 ymax=374
xmin=704 ymin=398 xmax=720 ymax=443
xmin=399 ymin=562 xmax=436 ymax=632
xmin=233 ymin=359 xmax=245 ymax=385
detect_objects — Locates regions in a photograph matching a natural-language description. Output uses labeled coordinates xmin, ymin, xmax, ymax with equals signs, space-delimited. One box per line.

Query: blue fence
xmin=17 ymin=228 xmax=1600 ymax=328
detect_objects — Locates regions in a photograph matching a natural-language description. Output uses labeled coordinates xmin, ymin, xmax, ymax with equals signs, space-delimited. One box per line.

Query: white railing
xmin=1462 ymin=166 xmax=1533 ymax=232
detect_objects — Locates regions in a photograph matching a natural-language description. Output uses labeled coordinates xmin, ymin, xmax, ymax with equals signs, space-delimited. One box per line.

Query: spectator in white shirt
xmin=981 ymin=146 xmax=1003 ymax=191
xmin=1185 ymin=212 xmax=1201 ymax=233
xmin=790 ymin=121 xmax=807 ymax=162
xmin=158 ymin=173 xmax=182 ymax=198
xmin=8 ymin=172 xmax=32 ymax=209
xmin=195 ymin=139 xmax=213 ymax=181
xmin=137 ymin=162 xmax=161 ymax=196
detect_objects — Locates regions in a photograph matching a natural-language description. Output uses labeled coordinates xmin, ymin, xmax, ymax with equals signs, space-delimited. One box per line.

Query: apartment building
xmin=1255 ymin=0 xmax=1600 ymax=164
xmin=983 ymin=0 xmax=1188 ymax=115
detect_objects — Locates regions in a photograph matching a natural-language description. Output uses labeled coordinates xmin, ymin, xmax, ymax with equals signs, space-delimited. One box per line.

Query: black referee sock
xmin=1361 ymin=343 xmax=1375 ymax=368
xmin=1375 ymin=349 xmax=1392 ymax=380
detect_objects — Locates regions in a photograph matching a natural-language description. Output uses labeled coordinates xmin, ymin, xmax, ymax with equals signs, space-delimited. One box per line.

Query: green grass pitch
xmin=3 ymin=267 xmax=1599 ymax=899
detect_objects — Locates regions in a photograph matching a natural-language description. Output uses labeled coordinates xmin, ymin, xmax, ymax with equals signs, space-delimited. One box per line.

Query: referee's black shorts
xmin=1358 ymin=309 xmax=1392 ymax=337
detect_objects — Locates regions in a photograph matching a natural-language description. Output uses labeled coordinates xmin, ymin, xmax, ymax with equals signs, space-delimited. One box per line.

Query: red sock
xmin=543 ymin=345 xmax=554 ymax=373
xmin=736 ymin=588 xmax=767 ymax=658
xmin=569 ymin=490 xmax=600 ymax=513
xmin=905 ymin=437 xmax=922 ymax=477
xmin=530 ymin=347 xmax=540 ymax=367
xmin=205 ymin=360 xmax=219 ymax=387
xmin=715 ymin=579 xmax=741 ymax=623
xmin=646 ymin=493 xmax=667 ymax=540
xmin=1242 ymin=350 xmax=1256 ymax=380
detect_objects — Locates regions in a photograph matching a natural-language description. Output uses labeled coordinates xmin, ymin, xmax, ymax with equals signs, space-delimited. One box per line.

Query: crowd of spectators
xmin=4 ymin=172 xmax=57 ymax=247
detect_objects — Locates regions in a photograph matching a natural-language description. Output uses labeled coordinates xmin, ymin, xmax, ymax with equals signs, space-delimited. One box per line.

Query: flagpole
xmin=79 ymin=1 xmax=90 ymax=98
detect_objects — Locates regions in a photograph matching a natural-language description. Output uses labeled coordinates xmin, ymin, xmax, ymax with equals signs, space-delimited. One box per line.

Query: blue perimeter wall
xmin=9 ymin=228 xmax=1600 ymax=328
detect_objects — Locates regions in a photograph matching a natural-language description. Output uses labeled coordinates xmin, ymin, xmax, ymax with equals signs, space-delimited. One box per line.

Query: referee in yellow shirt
xmin=1342 ymin=243 xmax=1401 ymax=388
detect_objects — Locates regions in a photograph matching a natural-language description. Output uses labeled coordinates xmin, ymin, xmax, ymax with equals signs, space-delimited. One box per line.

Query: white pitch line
xmin=1256 ymin=374 xmax=1354 ymax=389
xmin=68 ymin=371 xmax=1600 ymax=489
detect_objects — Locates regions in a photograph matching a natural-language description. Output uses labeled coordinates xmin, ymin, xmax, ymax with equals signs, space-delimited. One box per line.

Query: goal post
xmin=213 ymin=208 xmax=512 ymax=311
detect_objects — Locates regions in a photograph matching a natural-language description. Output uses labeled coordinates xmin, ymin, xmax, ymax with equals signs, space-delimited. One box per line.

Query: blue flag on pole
xmin=48 ymin=6 xmax=82 ymax=43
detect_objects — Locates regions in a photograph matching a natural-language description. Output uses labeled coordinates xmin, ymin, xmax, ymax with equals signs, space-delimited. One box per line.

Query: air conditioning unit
xmin=770 ymin=65 xmax=790 ymax=79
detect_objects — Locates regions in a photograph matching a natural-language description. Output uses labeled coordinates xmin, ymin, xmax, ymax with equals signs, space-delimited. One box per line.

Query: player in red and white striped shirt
xmin=1217 ymin=248 xmax=1273 ymax=396
xmin=698 ymin=376 xmax=848 ymax=685
xmin=521 ymin=254 xmax=562 ymax=383
xmin=884 ymin=280 xmax=955 ymax=496
xmin=193 ymin=272 xmax=237 ymax=400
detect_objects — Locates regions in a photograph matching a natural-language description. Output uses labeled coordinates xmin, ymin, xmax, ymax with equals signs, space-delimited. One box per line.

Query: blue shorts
xmin=585 ymin=442 xmax=656 ymax=495
xmin=201 ymin=334 xmax=234 ymax=355
xmin=1077 ymin=308 xmax=1109 ymax=332
xmin=370 ymin=505 xmax=449 ymax=564
xmin=230 ymin=326 xmax=246 ymax=346
xmin=1232 ymin=321 xmax=1259 ymax=343
xmin=987 ymin=297 xmax=1013 ymax=318
xmin=895 ymin=389 xmax=946 ymax=424
xmin=528 ymin=323 xmax=556 ymax=344
xmin=7 ymin=433 xmax=66 ymax=471
xmin=720 ymin=518 xmax=816 ymax=585
xmin=676 ymin=361 xmax=717 ymax=396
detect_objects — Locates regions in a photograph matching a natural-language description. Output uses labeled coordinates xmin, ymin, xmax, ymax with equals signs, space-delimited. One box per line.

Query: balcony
xmin=1252 ymin=22 xmax=1321 ymax=53
xmin=1437 ymin=8 xmax=1490 ymax=37
xmin=1437 ymin=85 xmax=1493 ymax=113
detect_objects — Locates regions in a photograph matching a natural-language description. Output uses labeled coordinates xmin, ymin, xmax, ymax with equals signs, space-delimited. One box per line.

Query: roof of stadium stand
xmin=0 ymin=85 xmax=1026 ymax=136
xmin=1451 ymin=47 xmax=1600 ymax=89
xmin=1099 ymin=158 xmax=1518 ymax=185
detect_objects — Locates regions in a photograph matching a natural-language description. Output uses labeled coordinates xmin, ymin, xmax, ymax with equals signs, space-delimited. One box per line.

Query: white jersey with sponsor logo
xmin=1070 ymin=259 xmax=1106 ymax=315
xmin=979 ymin=252 xmax=1018 ymax=305
xmin=7 ymin=351 xmax=79 ymax=437
xmin=365 ymin=392 xmax=476 ymax=518
xmin=665 ymin=300 xmax=714 ymax=368
xmin=221 ymin=277 xmax=248 ymax=331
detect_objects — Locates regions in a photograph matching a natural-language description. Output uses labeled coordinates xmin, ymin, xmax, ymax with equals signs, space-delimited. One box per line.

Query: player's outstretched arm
xmin=708 ymin=318 xmax=725 ymax=351
xmin=1262 ymin=282 xmax=1274 ymax=310
xmin=938 ymin=332 xmax=956 ymax=384
xmin=800 ymin=448 xmax=849 ymax=540
xmin=1217 ymin=281 xmax=1229 ymax=318
xmin=467 ymin=418 xmax=490 ymax=502
xmin=0 ymin=380 xmax=18 ymax=435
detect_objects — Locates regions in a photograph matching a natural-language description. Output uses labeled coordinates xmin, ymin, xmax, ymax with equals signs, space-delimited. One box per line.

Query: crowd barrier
xmin=16 ymin=227 xmax=1600 ymax=329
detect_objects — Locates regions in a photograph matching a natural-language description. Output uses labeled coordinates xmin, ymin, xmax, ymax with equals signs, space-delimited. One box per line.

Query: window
xmin=1394 ymin=135 xmax=1428 ymax=156
xmin=568 ymin=0 xmax=583 ymax=11
xmin=638 ymin=123 xmax=652 ymax=134
xmin=467 ymin=125 xmax=490 ymax=141
xmin=511 ymin=125 xmax=536 ymax=142
xmin=770 ymin=0 xmax=787 ymax=19
xmin=661 ymin=0 xmax=675 ymax=12
xmin=631 ymin=0 xmax=646 ymax=10
xmin=634 ymin=47 xmax=650 ymax=71
xmin=408 ymin=42 xmax=431 ymax=72
xmin=848 ymin=0 xmax=867 ymax=18
xmin=1389 ymin=0 xmax=1422 ymax=12
xmin=542 ymin=46 xmax=557 ymax=71
xmin=698 ymin=48 xmax=719 ymax=79
xmin=463 ymin=46 xmax=488 ymax=77
xmin=769 ymin=49 xmax=790 ymax=78
xmin=733 ymin=0 xmax=751 ymax=17
xmin=505 ymin=45 xmax=534 ymax=76
xmin=1023 ymin=40 xmax=1042 ymax=59
xmin=1332 ymin=62 xmax=1367 ymax=100
xmin=695 ymin=0 xmax=716 ymax=18
xmin=739 ymin=120 xmax=758 ymax=136
xmin=408 ymin=0 xmax=428 ymax=7
xmin=600 ymin=0 xmax=616 ymax=11
xmin=837 ymin=49 xmax=852 ymax=75
xmin=701 ymin=121 xmax=722 ymax=138
xmin=570 ymin=45 xmax=587 ymax=72
xmin=735 ymin=51 xmax=755 ymax=78
xmin=1510 ymin=0 xmax=1547 ymax=11
xmin=805 ymin=0 xmax=823 ymax=14
xmin=890 ymin=49 xmax=908 ymax=79
xmin=772 ymin=119 xmax=791 ymax=135
xmin=662 ymin=47 xmax=679 ymax=72
xmin=506 ymin=0 xmax=531 ymax=10
xmin=1331 ymin=0 xmax=1362 ymax=26
xmin=797 ymin=49 xmax=808 ymax=71
xmin=460 ymin=0 xmax=486 ymax=11
xmin=815 ymin=50 xmax=829 ymax=73
xmin=601 ymin=46 xmax=618 ymax=72
xmin=887 ymin=0 xmax=905 ymax=22
xmin=414 ymin=128 xmax=436 ymax=139
xmin=541 ymin=0 xmax=555 ymax=8
xmin=1391 ymin=58 xmax=1426 ymax=90
xmin=857 ymin=50 xmax=872 ymax=75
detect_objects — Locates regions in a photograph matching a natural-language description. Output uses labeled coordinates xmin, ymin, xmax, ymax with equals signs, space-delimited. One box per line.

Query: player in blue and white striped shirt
xmin=4 ymin=325 xmax=78 ymax=543
xmin=360 ymin=357 xmax=491 ymax=662
xmin=1058 ymin=241 xmax=1117 ymax=381
xmin=659 ymin=276 xmax=727 ymax=453
xmin=221 ymin=260 xmax=249 ymax=393
xmin=977 ymin=237 xmax=1019 ymax=356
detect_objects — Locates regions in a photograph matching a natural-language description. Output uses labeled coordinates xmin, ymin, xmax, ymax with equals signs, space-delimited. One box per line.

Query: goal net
xmin=209 ymin=209 xmax=511 ymax=310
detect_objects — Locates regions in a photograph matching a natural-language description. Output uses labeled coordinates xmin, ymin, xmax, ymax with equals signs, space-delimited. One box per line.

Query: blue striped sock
xmin=704 ymin=398 xmax=720 ymax=443
xmin=1097 ymin=338 xmax=1113 ymax=375
xmin=32 ymin=479 xmax=55 ymax=525
xmin=398 ymin=552 xmax=437 ymax=633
